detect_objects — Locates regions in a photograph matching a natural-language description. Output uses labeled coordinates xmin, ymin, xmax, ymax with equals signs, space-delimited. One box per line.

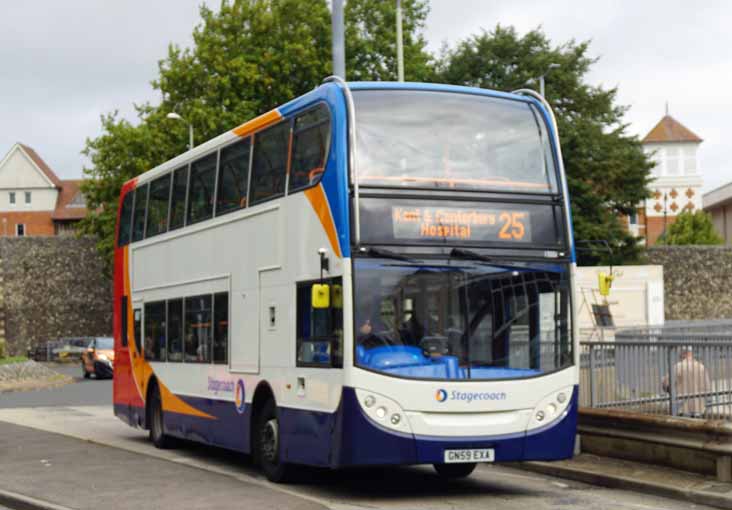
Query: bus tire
xmin=254 ymin=399 xmax=293 ymax=483
xmin=149 ymin=384 xmax=174 ymax=449
xmin=433 ymin=462 xmax=477 ymax=479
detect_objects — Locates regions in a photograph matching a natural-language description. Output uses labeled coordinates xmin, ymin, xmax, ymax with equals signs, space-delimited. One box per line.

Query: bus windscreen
xmin=352 ymin=90 xmax=558 ymax=193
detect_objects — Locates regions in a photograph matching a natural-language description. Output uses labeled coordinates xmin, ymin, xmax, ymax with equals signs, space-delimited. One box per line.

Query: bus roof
xmin=124 ymin=81 xmax=545 ymax=190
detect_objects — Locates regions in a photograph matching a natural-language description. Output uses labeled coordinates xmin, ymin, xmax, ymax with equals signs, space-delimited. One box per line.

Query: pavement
xmin=0 ymin=364 xmax=729 ymax=509
xmin=0 ymin=421 xmax=327 ymax=510
xmin=523 ymin=454 xmax=732 ymax=510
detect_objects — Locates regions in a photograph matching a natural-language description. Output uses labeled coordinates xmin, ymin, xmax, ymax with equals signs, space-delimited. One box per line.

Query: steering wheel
xmin=360 ymin=331 xmax=395 ymax=350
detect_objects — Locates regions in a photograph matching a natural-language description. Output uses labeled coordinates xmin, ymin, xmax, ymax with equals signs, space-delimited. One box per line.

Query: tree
xmin=345 ymin=0 xmax=433 ymax=82
xmin=437 ymin=26 xmax=653 ymax=265
xmin=657 ymin=210 xmax=723 ymax=245
xmin=79 ymin=0 xmax=433 ymax=269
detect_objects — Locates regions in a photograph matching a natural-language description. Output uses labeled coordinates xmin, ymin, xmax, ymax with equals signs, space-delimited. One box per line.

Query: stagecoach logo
xmin=435 ymin=388 xmax=507 ymax=404
xmin=235 ymin=379 xmax=246 ymax=415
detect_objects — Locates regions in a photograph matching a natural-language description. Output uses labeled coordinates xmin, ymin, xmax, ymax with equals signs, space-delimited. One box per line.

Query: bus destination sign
xmin=392 ymin=206 xmax=532 ymax=243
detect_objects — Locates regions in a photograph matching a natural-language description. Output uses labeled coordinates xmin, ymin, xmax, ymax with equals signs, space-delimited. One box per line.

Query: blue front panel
xmin=151 ymin=385 xmax=576 ymax=467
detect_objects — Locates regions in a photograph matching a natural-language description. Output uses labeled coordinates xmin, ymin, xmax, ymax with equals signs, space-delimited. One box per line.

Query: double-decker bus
xmin=113 ymin=78 xmax=577 ymax=482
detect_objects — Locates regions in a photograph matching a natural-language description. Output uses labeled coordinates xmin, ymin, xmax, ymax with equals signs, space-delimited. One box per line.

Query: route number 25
xmin=498 ymin=212 xmax=527 ymax=240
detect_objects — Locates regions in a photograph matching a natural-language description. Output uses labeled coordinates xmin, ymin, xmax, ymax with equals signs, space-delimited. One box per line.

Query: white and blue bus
xmin=113 ymin=79 xmax=578 ymax=482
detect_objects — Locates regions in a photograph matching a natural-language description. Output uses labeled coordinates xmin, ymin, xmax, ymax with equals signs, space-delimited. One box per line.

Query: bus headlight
xmin=356 ymin=388 xmax=412 ymax=434
xmin=528 ymin=386 xmax=574 ymax=431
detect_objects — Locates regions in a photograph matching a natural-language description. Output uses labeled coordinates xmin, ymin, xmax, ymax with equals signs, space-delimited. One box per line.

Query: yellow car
xmin=81 ymin=337 xmax=114 ymax=379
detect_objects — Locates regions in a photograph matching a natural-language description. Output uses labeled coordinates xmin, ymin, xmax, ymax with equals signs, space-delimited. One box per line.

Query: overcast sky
xmin=1 ymin=1 xmax=729 ymax=192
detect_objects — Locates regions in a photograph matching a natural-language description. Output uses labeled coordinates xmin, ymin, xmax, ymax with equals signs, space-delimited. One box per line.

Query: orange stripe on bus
xmin=232 ymin=110 xmax=282 ymax=137
xmin=304 ymin=185 xmax=342 ymax=258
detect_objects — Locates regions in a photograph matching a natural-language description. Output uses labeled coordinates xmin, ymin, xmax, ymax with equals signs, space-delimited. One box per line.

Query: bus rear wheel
xmin=255 ymin=399 xmax=294 ymax=483
xmin=149 ymin=385 xmax=174 ymax=449
xmin=433 ymin=462 xmax=477 ymax=479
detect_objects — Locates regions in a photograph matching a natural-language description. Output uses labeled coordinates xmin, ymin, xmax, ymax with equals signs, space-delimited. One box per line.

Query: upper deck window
xmin=289 ymin=104 xmax=331 ymax=192
xmin=117 ymin=191 xmax=134 ymax=246
xmin=146 ymin=174 xmax=171 ymax=238
xmin=131 ymin=184 xmax=148 ymax=242
xmin=187 ymin=153 xmax=217 ymax=225
xmin=169 ymin=166 xmax=189 ymax=231
xmin=250 ymin=121 xmax=289 ymax=205
xmin=217 ymin=138 xmax=251 ymax=215
xmin=352 ymin=90 xmax=557 ymax=193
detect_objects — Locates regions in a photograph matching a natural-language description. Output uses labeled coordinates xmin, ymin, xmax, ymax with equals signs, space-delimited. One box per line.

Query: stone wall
xmin=647 ymin=246 xmax=732 ymax=321
xmin=0 ymin=237 xmax=111 ymax=355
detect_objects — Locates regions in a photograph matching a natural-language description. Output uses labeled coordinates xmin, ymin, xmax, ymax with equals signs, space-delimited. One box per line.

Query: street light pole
xmin=538 ymin=63 xmax=561 ymax=97
xmin=332 ymin=0 xmax=346 ymax=78
xmin=396 ymin=0 xmax=404 ymax=82
xmin=166 ymin=112 xmax=194 ymax=150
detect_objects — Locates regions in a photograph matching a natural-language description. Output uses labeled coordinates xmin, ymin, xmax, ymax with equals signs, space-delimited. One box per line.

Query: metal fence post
xmin=589 ymin=343 xmax=596 ymax=407
xmin=667 ymin=345 xmax=677 ymax=416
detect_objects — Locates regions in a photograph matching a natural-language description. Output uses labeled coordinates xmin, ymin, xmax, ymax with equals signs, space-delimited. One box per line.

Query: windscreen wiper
xmin=449 ymin=248 xmax=518 ymax=268
xmin=361 ymin=247 xmax=415 ymax=262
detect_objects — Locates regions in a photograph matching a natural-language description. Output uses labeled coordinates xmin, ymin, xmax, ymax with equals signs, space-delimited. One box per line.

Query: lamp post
xmin=538 ymin=63 xmax=561 ymax=97
xmin=396 ymin=0 xmax=404 ymax=82
xmin=166 ymin=112 xmax=194 ymax=150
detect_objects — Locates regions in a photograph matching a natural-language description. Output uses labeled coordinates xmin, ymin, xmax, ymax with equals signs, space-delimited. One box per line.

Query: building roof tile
xmin=17 ymin=143 xmax=62 ymax=188
xmin=52 ymin=179 xmax=88 ymax=221
xmin=642 ymin=115 xmax=702 ymax=144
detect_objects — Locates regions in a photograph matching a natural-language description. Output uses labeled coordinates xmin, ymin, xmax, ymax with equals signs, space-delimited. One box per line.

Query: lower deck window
xmin=185 ymin=295 xmax=212 ymax=363
xmin=296 ymin=277 xmax=343 ymax=368
xmin=144 ymin=301 xmax=166 ymax=361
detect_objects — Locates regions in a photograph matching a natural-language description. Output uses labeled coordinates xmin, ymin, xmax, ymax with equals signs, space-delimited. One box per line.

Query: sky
xmin=1 ymin=1 xmax=729 ymax=192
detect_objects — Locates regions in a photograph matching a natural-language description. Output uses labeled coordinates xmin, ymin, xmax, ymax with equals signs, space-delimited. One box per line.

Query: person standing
xmin=663 ymin=347 xmax=711 ymax=418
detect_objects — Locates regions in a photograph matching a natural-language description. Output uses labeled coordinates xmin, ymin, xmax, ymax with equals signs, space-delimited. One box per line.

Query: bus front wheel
xmin=255 ymin=399 xmax=294 ymax=483
xmin=433 ymin=462 xmax=477 ymax=479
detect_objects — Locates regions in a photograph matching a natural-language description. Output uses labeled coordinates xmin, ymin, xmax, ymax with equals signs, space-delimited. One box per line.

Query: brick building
xmin=629 ymin=114 xmax=704 ymax=246
xmin=0 ymin=143 xmax=88 ymax=236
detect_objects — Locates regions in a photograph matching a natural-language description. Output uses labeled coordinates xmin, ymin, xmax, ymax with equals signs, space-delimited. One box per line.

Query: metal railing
xmin=581 ymin=340 xmax=732 ymax=420
xmin=28 ymin=338 xmax=92 ymax=362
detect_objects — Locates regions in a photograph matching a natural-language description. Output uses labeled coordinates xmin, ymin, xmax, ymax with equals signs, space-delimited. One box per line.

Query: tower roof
xmin=642 ymin=115 xmax=702 ymax=144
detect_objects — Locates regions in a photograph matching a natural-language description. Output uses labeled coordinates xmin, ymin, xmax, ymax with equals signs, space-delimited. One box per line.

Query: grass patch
xmin=0 ymin=356 xmax=29 ymax=365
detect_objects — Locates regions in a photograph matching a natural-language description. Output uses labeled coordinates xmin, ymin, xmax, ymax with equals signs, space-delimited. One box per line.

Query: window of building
xmin=187 ymin=153 xmax=217 ymax=225
xmin=131 ymin=184 xmax=148 ymax=242
xmin=666 ymin=147 xmax=680 ymax=176
xmin=684 ymin=146 xmax=697 ymax=174
xmin=169 ymin=166 xmax=189 ymax=231
xmin=9 ymin=192 xmax=15 ymax=205
xmin=144 ymin=301 xmax=166 ymax=362
xmin=216 ymin=138 xmax=251 ymax=215
xmin=16 ymin=224 xmax=25 ymax=237
xmin=146 ymin=174 xmax=171 ymax=238
xmin=185 ymin=294 xmax=212 ymax=363
xmin=296 ymin=277 xmax=343 ymax=368
xmin=289 ymin=105 xmax=331 ymax=192
xmin=117 ymin=191 xmax=134 ymax=247
xmin=24 ymin=191 xmax=31 ymax=204
xmin=167 ymin=299 xmax=184 ymax=362
xmin=213 ymin=292 xmax=228 ymax=364
xmin=250 ymin=121 xmax=290 ymax=205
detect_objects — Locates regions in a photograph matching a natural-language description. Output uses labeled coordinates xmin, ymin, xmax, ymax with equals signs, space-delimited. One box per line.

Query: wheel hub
xmin=261 ymin=419 xmax=279 ymax=462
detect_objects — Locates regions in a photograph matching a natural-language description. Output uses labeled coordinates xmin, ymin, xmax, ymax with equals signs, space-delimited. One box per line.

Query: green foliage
xmin=79 ymin=0 xmax=431 ymax=270
xmin=345 ymin=0 xmax=433 ymax=81
xmin=0 ymin=356 xmax=28 ymax=365
xmin=436 ymin=26 xmax=653 ymax=265
xmin=80 ymin=9 xmax=651 ymax=270
xmin=656 ymin=210 xmax=723 ymax=245
xmin=0 ymin=339 xmax=5 ymax=359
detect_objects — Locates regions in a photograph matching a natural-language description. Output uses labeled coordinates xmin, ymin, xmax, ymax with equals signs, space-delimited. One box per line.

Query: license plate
xmin=443 ymin=448 xmax=495 ymax=463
